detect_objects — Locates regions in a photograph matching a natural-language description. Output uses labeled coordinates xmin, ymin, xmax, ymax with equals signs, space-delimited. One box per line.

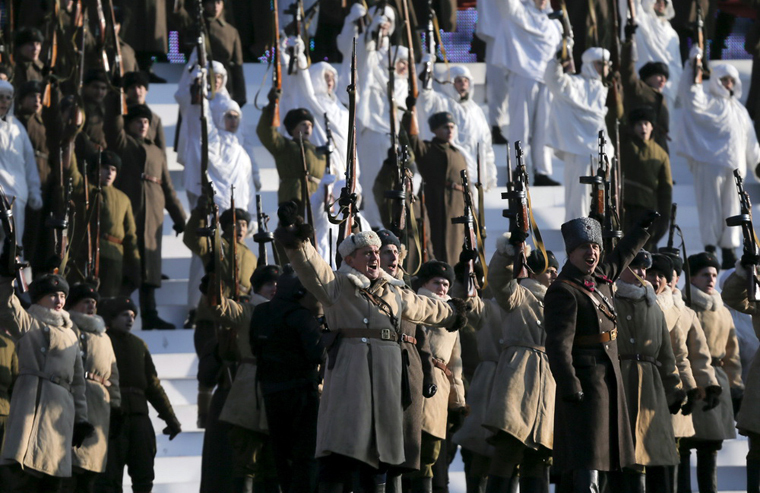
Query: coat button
xmin=538 ymin=301 xmax=544 ymax=307
xmin=599 ymin=319 xmax=602 ymax=323
xmin=626 ymin=315 xmax=632 ymax=321
xmin=630 ymin=338 xmax=635 ymax=343
xmin=605 ymin=345 xmax=609 ymax=350
xmin=363 ymin=318 xmax=369 ymax=324
xmin=499 ymin=339 xmax=504 ymax=344
xmin=536 ymin=320 xmax=541 ymax=326
xmin=44 ymin=327 xmax=49 ymax=332
xmin=361 ymin=337 xmax=368 ymax=343
xmin=40 ymin=347 xmax=46 ymax=353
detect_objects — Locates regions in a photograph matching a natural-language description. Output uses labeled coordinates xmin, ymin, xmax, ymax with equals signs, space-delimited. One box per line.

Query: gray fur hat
xmin=561 ymin=217 xmax=602 ymax=253
xmin=338 ymin=230 xmax=381 ymax=259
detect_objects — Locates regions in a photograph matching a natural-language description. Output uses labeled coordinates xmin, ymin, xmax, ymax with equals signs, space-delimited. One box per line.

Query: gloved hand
xmin=277 ymin=200 xmax=301 ymax=228
xmin=669 ymin=388 xmax=687 ymax=414
xmin=741 ymin=253 xmax=760 ymax=268
xmin=163 ymin=417 xmax=182 ymax=441
xmin=346 ymin=2 xmax=367 ymax=22
xmin=319 ymin=173 xmax=337 ymax=188
xmin=285 ymin=36 xmax=305 ymax=55
xmin=638 ymin=210 xmax=660 ymax=230
xmin=509 ymin=228 xmax=528 ymax=245
xmin=369 ymin=12 xmax=391 ymax=33
xmin=689 ymin=44 xmax=704 ymax=61
xmin=0 ymin=236 xmax=14 ymax=278
xmin=563 ymin=391 xmax=584 ymax=403
xmin=173 ymin=220 xmax=186 ymax=236
xmin=267 ymin=87 xmax=282 ymax=106
xmin=448 ymin=406 xmax=470 ymax=434
xmin=703 ymin=385 xmax=722 ymax=411
xmin=28 ymin=194 xmax=43 ymax=211
xmin=405 ymin=95 xmax=416 ymax=110
xmin=72 ymin=421 xmax=95 ymax=448
xmin=681 ymin=387 xmax=705 ymax=416
xmin=731 ymin=387 xmax=744 ymax=417
xmin=199 ymin=274 xmax=211 ymax=295
xmin=423 ymin=383 xmax=437 ymax=398
xmin=624 ymin=20 xmax=638 ymax=41
xmin=459 ymin=249 xmax=477 ymax=263
xmin=254 ymin=176 xmax=262 ymax=192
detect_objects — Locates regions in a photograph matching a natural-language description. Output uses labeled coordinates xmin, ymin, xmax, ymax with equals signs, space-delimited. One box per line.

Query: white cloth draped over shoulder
xmin=674 ymin=61 xmax=760 ymax=178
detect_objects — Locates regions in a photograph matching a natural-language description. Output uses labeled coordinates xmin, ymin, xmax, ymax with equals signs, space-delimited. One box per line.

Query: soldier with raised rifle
xmin=76 ymin=69 xmax=111 ymax=162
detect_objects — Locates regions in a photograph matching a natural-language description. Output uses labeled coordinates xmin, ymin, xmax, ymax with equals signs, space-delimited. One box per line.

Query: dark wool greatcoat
xmin=544 ymin=226 xmax=649 ymax=472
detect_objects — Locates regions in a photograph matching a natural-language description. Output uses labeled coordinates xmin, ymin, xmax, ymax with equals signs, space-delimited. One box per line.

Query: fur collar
xmin=656 ymin=289 xmax=675 ymax=311
xmin=417 ymin=287 xmax=451 ymax=302
xmin=673 ymin=288 xmax=686 ymax=309
xmin=615 ymin=279 xmax=657 ymax=306
xmin=520 ymin=278 xmax=547 ymax=301
xmin=338 ymin=262 xmax=406 ymax=290
xmin=68 ymin=311 xmax=106 ymax=334
xmin=690 ymin=285 xmax=723 ymax=312
xmin=28 ymin=304 xmax=73 ymax=329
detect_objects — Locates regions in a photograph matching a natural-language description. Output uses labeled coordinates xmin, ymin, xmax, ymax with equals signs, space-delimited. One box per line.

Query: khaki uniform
xmin=119 ymin=39 xmax=139 ymax=75
xmin=257 ymin=105 xmax=326 ymax=205
xmin=77 ymin=100 xmax=108 ymax=163
xmin=614 ymin=280 xmax=681 ymax=466
xmin=0 ymin=332 xmax=18 ymax=445
xmin=69 ymin=312 xmax=121 ymax=473
xmin=0 ymin=280 xmax=88 ymax=477
xmin=11 ymin=60 xmax=44 ymax=90
xmin=283 ymin=238 xmax=461 ymax=468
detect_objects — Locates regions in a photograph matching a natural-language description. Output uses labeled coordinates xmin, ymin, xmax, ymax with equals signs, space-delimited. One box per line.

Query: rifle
xmin=420 ymin=0 xmax=435 ymax=88
xmin=75 ymin=8 xmax=88 ymax=96
xmin=230 ymin=186 xmax=240 ymax=301
xmin=660 ymin=203 xmax=691 ymax=306
xmin=42 ymin=0 xmax=60 ymax=108
xmin=94 ymin=153 xmax=102 ymax=278
xmin=0 ymin=184 xmax=29 ymax=291
xmin=94 ymin=0 xmax=110 ymax=72
xmin=253 ymin=194 xmax=276 ymax=267
xmin=299 ymin=135 xmax=317 ymax=246
xmin=452 ymin=170 xmax=479 ymax=297
xmin=83 ymin=154 xmax=93 ymax=280
xmin=548 ymin=0 xmax=575 ymax=74
xmin=419 ymin=180 xmax=429 ymax=263
xmin=323 ymin=112 xmax=335 ymax=211
xmin=272 ymin=0 xmax=283 ymax=127
xmin=285 ymin=0 xmax=303 ymax=75
xmin=693 ymin=1 xmax=707 ymax=83
xmin=475 ymin=143 xmax=486 ymax=241
xmin=383 ymin=43 xmax=406 ymax=237
xmin=401 ymin=0 xmax=418 ymax=136
xmin=580 ymin=131 xmax=622 ymax=251
xmin=329 ymin=38 xmax=359 ymax=265
xmin=665 ymin=203 xmax=678 ymax=252
xmin=0 ymin=0 xmax=14 ymax=66
xmin=726 ymin=169 xmax=760 ymax=301
xmin=105 ymin=0 xmax=126 ymax=114
xmin=502 ymin=142 xmax=531 ymax=279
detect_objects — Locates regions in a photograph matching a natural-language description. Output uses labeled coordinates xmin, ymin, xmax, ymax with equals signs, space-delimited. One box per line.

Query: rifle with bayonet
xmin=42 ymin=0 xmax=60 ymax=108
xmin=299 ymin=135 xmax=317 ymax=246
xmin=230 ymin=186 xmax=240 ymax=301
xmin=401 ymin=0 xmax=419 ymax=135
xmin=475 ymin=143 xmax=486 ymax=241
xmin=0 ymin=184 xmax=29 ymax=291
xmin=726 ymin=169 xmax=760 ymax=301
xmin=94 ymin=152 xmax=103 ymax=278
xmin=93 ymin=0 xmax=109 ymax=72
xmin=548 ymin=0 xmax=575 ymax=73
xmin=383 ymin=41 xmax=406 ymax=237
xmin=253 ymin=194 xmax=277 ymax=267
xmin=660 ymin=203 xmax=691 ymax=305
xmin=105 ymin=0 xmax=127 ymax=114
xmin=580 ymin=131 xmax=622 ymax=251
xmin=272 ymin=0 xmax=283 ymax=127
xmin=83 ymin=154 xmax=94 ymax=280
xmin=420 ymin=0 xmax=435 ymax=88
xmin=452 ymin=170 xmax=479 ymax=297
xmin=693 ymin=2 xmax=708 ymax=83
xmin=502 ymin=142 xmax=531 ymax=279
xmin=285 ymin=0 xmax=304 ymax=75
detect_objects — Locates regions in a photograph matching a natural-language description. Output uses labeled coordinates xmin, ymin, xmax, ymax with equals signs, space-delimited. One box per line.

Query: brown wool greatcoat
xmin=475 ymin=245 xmax=555 ymax=452
xmin=404 ymin=124 xmax=467 ymax=268
xmin=284 ymin=239 xmax=462 ymax=468
xmin=0 ymin=281 xmax=88 ymax=477
xmin=118 ymin=0 xmax=169 ymax=53
xmin=614 ymin=280 xmax=681 ymax=466
xmin=720 ymin=265 xmax=760 ymax=436
xmin=688 ymin=286 xmax=742 ymax=441
xmin=69 ymin=312 xmax=121 ymax=473
xmin=544 ymin=227 xmax=649 ymax=472
xmin=105 ymin=100 xmax=186 ymax=287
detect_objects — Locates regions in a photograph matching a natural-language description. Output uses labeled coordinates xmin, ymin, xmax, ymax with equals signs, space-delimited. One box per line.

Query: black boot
xmin=623 ymin=470 xmax=645 ymax=493
xmin=410 ymin=477 xmax=432 ymax=493
xmin=748 ymin=459 xmax=760 ymax=493
xmin=386 ymin=475 xmax=402 ymax=493
xmin=491 ymin=125 xmax=507 ymax=145
xmin=678 ymin=452 xmax=692 ymax=493
xmin=140 ymin=285 xmax=176 ymax=330
xmin=520 ymin=471 xmax=549 ymax=493
xmin=534 ymin=174 xmax=561 ymax=186
xmin=486 ymin=475 xmax=517 ymax=493
xmin=695 ymin=449 xmax=718 ymax=493
xmin=571 ymin=470 xmax=602 ymax=493
xmin=183 ymin=308 xmax=197 ymax=329
xmin=233 ymin=476 xmax=253 ymax=493
xmin=466 ymin=475 xmax=487 ymax=493
xmin=319 ymin=482 xmax=345 ymax=493
xmin=722 ymin=247 xmax=737 ymax=270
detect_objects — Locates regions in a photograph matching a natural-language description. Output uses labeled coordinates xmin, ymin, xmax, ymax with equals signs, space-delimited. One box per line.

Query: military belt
xmin=20 ymin=369 xmax=72 ymax=392
xmin=121 ymin=386 xmax=145 ymax=395
xmin=337 ymin=328 xmax=398 ymax=342
xmin=560 ymin=279 xmax=617 ymax=324
xmin=400 ymin=334 xmax=417 ymax=345
xmin=711 ymin=357 xmax=724 ymax=367
xmin=574 ymin=329 xmax=617 ymax=346
xmin=433 ymin=358 xmax=453 ymax=378
xmin=85 ymin=371 xmax=111 ymax=386
xmin=102 ymin=234 xmax=123 ymax=245
xmin=620 ymin=353 xmax=661 ymax=366
xmin=141 ymin=173 xmax=162 ymax=185
xmin=504 ymin=342 xmax=546 ymax=353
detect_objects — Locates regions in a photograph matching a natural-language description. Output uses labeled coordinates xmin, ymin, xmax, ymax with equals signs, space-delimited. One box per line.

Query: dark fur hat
xmin=30 ymin=274 xmax=70 ymax=303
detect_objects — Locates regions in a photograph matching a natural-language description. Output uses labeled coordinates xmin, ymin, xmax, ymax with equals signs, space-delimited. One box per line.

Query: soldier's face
xmin=291 ymin=120 xmax=313 ymax=140
xmin=422 ymin=276 xmax=450 ymax=297
xmin=345 ymin=245 xmax=381 ymax=280
xmin=71 ymin=298 xmax=97 ymax=315
xmin=0 ymin=93 xmax=12 ymax=117
xmin=720 ymin=76 xmax=735 ymax=92
xmin=20 ymin=92 xmax=42 ymax=114
xmin=215 ymin=73 xmax=225 ymax=92
xmin=620 ymin=265 xmax=646 ymax=286
xmin=111 ymin=310 xmax=135 ymax=331
xmin=126 ymin=84 xmax=148 ymax=105
xmin=653 ymin=0 xmax=668 ymax=15
xmin=432 ymin=122 xmax=455 ymax=142
xmin=85 ymin=81 xmax=108 ymax=104
xmin=101 ymin=165 xmax=117 ymax=186
xmin=532 ymin=266 xmax=557 ymax=288
xmin=258 ymin=281 xmax=277 ymax=301
xmin=646 ymin=270 xmax=669 ymax=294
xmin=454 ymin=77 xmax=469 ymax=98
xmin=669 ymin=271 xmax=679 ymax=290
xmin=379 ymin=244 xmax=400 ymax=277
xmin=644 ymin=74 xmax=667 ymax=92
xmin=128 ymin=117 xmax=150 ymax=139
xmin=37 ymin=291 xmax=67 ymax=311
xmin=568 ymin=242 xmax=601 ymax=274
xmin=324 ymin=71 xmax=336 ymax=93
xmin=395 ymin=59 xmax=408 ymax=77
xmin=534 ymin=0 xmax=548 ymax=10
xmin=204 ymin=0 xmax=223 ymax=18
xmin=593 ymin=60 xmax=610 ymax=78
xmin=224 ymin=110 xmax=241 ymax=133
xmin=691 ymin=266 xmax=718 ymax=294
xmin=228 ymin=219 xmax=248 ymax=243
xmin=19 ymin=41 xmax=41 ymax=62
xmin=633 ymin=120 xmax=653 ymax=141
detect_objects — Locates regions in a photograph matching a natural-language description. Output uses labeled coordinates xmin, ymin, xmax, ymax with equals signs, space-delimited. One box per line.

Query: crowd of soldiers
xmin=0 ymin=0 xmax=760 ymax=493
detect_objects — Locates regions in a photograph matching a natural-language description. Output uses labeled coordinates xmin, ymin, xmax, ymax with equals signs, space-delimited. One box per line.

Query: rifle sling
xmin=526 ymin=183 xmax=549 ymax=275
xmin=560 ymin=279 xmax=617 ymax=324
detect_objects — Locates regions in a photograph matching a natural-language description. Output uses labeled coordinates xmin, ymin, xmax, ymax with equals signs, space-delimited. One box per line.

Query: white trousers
xmin=486 ymin=62 xmax=509 ymax=129
xmin=186 ymin=191 xmax=204 ymax=309
xmin=563 ymin=153 xmax=595 ymax=222
xmin=507 ymin=73 xmax=553 ymax=176
xmin=357 ymin=127 xmax=389 ymax=228
xmin=689 ymin=160 xmax=741 ymax=249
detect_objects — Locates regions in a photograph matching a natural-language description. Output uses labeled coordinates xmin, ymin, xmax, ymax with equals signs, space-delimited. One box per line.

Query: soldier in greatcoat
xmin=123 ymin=71 xmax=167 ymax=153
xmin=117 ymin=0 xmax=169 ymax=82
xmin=104 ymin=99 xmax=187 ymax=329
xmin=721 ymin=257 xmax=760 ymax=493
xmin=64 ymin=283 xmax=121 ymax=492
xmin=0 ymin=326 xmax=18 ymax=489
xmin=544 ymin=215 xmax=654 ymax=491
xmin=11 ymin=28 xmax=44 ymax=90
xmin=614 ymin=250 xmax=684 ymax=492
xmin=274 ymin=203 xmax=471 ymax=492
xmin=76 ymin=70 xmax=110 ymax=163
xmin=679 ymin=252 xmax=743 ymax=493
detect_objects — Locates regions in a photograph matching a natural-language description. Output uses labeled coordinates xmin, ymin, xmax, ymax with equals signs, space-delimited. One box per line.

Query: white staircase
xmin=129 ymin=61 xmax=757 ymax=492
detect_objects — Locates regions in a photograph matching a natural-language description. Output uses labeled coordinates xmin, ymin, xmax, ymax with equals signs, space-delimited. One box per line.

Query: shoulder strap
xmin=560 ymin=279 xmax=617 ymax=324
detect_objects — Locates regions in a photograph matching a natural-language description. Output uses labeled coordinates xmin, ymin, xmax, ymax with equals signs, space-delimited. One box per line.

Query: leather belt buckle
xmin=381 ymin=329 xmax=393 ymax=341
xmin=609 ymin=328 xmax=617 ymax=341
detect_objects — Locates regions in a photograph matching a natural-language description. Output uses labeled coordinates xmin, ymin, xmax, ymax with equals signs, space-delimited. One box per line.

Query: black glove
xmin=509 ymin=228 xmax=528 ymax=245
xmin=277 ymin=201 xmax=301 ymax=228
xmin=406 ymin=95 xmax=416 ymax=110
xmin=624 ymin=20 xmax=638 ymax=41
xmin=638 ymin=210 xmax=661 ymax=230
xmin=681 ymin=387 xmax=704 ymax=416
xmin=459 ymin=249 xmax=477 ymax=263
xmin=731 ymin=387 xmax=744 ymax=417
xmin=448 ymin=406 xmax=469 ymax=434
xmin=267 ymin=87 xmax=281 ymax=106
xmin=669 ymin=388 xmax=687 ymax=414
xmin=173 ymin=221 xmax=186 ymax=236
xmin=109 ymin=408 xmax=125 ymax=439
xmin=163 ymin=418 xmax=182 ymax=441
xmin=563 ymin=391 xmax=584 ymax=403
xmin=0 ymin=236 xmax=14 ymax=277
xmin=741 ymin=253 xmax=760 ymax=268
xmin=72 ymin=421 xmax=95 ymax=448
xmin=423 ymin=383 xmax=437 ymax=398
xmin=199 ymin=274 xmax=211 ymax=296
xmin=703 ymin=385 xmax=722 ymax=411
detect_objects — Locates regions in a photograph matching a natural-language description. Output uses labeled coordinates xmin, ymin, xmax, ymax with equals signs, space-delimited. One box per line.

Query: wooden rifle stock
xmin=502 ymin=142 xmax=530 ymax=279
xmin=401 ymin=0 xmax=418 ymax=135
xmin=726 ymin=169 xmax=760 ymax=301
xmin=420 ymin=181 xmax=429 ymax=263
xmin=106 ymin=0 xmax=127 ymax=115
xmin=452 ymin=170 xmax=479 ymax=296
xmin=272 ymin=0 xmax=282 ymax=127
xmin=336 ymin=38 xmax=359 ymax=261
xmin=694 ymin=2 xmax=705 ymax=83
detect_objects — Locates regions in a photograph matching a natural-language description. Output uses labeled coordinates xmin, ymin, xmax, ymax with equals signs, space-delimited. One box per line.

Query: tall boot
xmin=232 ymin=476 xmax=253 ymax=493
xmin=571 ymin=470 xmax=602 ymax=493
xmin=386 ymin=475 xmax=402 ymax=493
xmin=375 ymin=484 xmax=386 ymax=493
xmin=624 ymin=470 xmax=645 ymax=493
xmin=319 ymin=482 xmax=345 ymax=493
xmin=466 ymin=475 xmax=487 ymax=493
xmin=410 ymin=477 xmax=433 ymax=493
xmin=486 ymin=474 xmax=517 ymax=493
xmin=678 ymin=452 xmax=693 ymax=493
xmin=140 ymin=285 xmax=175 ymax=329
xmin=520 ymin=470 xmax=550 ymax=493
xmin=748 ymin=459 xmax=760 ymax=493
xmin=253 ymin=479 xmax=281 ymax=493
xmin=695 ymin=449 xmax=718 ymax=493
xmin=196 ymin=388 xmax=213 ymax=429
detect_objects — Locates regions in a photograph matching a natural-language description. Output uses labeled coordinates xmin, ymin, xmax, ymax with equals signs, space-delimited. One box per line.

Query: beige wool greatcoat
xmin=689 ymin=286 xmax=743 ymax=441
xmin=284 ymin=240 xmax=463 ymax=468
xmin=673 ymin=288 xmax=721 ymax=391
xmin=418 ymin=287 xmax=466 ymax=440
xmin=720 ymin=264 xmax=760 ymax=436
xmin=69 ymin=312 xmax=121 ymax=473
xmin=614 ymin=280 xmax=681 ymax=466
xmin=0 ymin=281 xmax=88 ymax=477
xmin=477 ymin=246 xmax=555 ymax=452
